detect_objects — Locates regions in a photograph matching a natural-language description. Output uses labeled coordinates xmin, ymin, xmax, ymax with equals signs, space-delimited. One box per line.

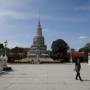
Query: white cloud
xmin=42 ymin=15 xmax=88 ymax=23
xmin=0 ymin=0 xmax=38 ymax=20
xmin=75 ymin=5 xmax=90 ymax=11
xmin=0 ymin=10 xmax=23 ymax=19
xmin=0 ymin=6 xmax=88 ymax=25
xmin=0 ymin=0 xmax=33 ymax=6
xmin=79 ymin=36 xmax=88 ymax=39
xmin=0 ymin=0 xmax=88 ymax=24
xmin=78 ymin=36 xmax=89 ymax=46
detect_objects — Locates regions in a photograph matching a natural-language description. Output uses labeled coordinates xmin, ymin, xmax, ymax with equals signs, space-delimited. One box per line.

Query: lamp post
xmin=4 ymin=40 xmax=7 ymax=56
xmin=3 ymin=40 xmax=8 ymax=68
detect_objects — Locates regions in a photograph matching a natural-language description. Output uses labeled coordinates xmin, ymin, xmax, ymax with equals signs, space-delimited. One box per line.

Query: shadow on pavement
xmin=0 ymin=71 xmax=8 ymax=76
xmin=83 ymin=79 xmax=90 ymax=81
xmin=0 ymin=69 xmax=13 ymax=76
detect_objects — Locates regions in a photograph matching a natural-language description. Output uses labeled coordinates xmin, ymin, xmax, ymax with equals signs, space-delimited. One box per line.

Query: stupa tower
xmin=27 ymin=18 xmax=49 ymax=63
xmin=32 ymin=19 xmax=47 ymax=51
xmin=36 ymin=19 xmax=42 ymax=36
xmin=32 ymin=19 xmax=46 ymax=49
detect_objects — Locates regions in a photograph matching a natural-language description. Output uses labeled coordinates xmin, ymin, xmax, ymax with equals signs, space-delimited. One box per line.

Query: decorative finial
xmin=37 ymin=10 xmax=41 ymax=28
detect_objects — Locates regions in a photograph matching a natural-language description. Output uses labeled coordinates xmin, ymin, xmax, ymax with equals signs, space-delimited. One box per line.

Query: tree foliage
xmin=79 ymin=43 xmax=90 ymax=53
xmin=51 ymin=39 xmax=69 ymax=53
xmin=0 ymin=44 xmax=4 ymax=49
xmin=79 ymin=43 xmax=90 ymax=62
xmin=51 ymin=39 xmax=69 ymax=61
xmin=11 ymin=47 xmax=25 ymax=53
xmin=7 ymin=47 xmax=27 ymax=63
xmin=70 ymin=48 xmax=76 ymax=52
xmin=0 ymin=44 xmax=4 ymax=55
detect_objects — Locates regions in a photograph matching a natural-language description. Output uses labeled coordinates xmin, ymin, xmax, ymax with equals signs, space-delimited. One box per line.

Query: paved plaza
xmin=0 ymin=63 xmax=90 ymax=90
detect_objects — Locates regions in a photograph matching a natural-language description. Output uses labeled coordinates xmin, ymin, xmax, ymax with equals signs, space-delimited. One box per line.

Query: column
xmin=0 ymin=55 xmax=4 ymax=73
xmin=88 ymin=53 xmax=90 ymax=65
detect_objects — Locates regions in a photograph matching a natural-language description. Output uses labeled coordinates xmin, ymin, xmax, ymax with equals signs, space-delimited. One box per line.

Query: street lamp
xmin=4 ymin=40 xmax=7 ymax=56
xmin=3 ymin=40 xmax=8 ymax=68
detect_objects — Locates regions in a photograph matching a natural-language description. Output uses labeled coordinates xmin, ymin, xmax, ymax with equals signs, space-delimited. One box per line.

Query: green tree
xmin=0 ymin=44 xmax=4 ymax=49
xmin=79 ymin=43 xmax=90 ymax=62
xmin=11 ymin=47 xmax=25 ymax=53
xmin=6 ymin=48 xmax=11 ymax=53
xmin=8 ymin=47 xmax=27 ymax=63
xmin=0 ymin=44 xmax=4 ymax=55
xmin=51 ymin=39 xmax=69 ymax=61
xmin=79 ymin=43 xmax=90 ymax=53
xmin=70 ymin=48 xmax=76 ymax=52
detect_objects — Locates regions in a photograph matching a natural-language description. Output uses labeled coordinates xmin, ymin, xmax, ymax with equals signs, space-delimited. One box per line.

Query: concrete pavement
xmin=0 ymin=63 xmax=90 ymax=90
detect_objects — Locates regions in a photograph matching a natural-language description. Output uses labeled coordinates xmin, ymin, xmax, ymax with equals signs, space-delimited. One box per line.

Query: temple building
xmin=27 ymin=19 xmax=52 ymax=63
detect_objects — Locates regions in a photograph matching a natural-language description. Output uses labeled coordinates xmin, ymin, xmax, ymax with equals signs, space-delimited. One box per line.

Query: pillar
xmin=88 ymin=53 xmax=90 ymax=65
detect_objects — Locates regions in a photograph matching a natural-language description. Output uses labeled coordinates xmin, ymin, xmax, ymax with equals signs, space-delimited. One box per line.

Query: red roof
xmin=69 ymin=52 xmax=85 ymax=57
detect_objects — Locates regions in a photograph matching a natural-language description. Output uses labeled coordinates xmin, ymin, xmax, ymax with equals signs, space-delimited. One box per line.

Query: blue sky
xmin=0 ymin=0 xmax=89 ymax=50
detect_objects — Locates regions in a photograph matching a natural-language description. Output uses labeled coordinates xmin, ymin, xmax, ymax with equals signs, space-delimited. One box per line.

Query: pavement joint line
xmin=3 ymin=83 xmax=14 ymax=90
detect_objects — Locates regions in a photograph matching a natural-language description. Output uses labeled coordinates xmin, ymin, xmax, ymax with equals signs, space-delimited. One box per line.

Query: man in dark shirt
xmin=75 ymin=58 xmax=83 ymax=81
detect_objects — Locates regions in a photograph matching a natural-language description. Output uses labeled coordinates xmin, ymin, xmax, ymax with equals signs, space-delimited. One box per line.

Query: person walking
xmin=75 ymin=58 xmax=83 ymax=81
